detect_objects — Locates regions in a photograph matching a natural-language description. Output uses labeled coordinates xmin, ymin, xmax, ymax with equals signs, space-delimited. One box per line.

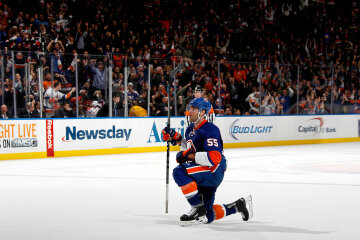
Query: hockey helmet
xmin=194 ymin=85 xmax=202 ymax=92
xmin=189 ymin=98 xmax=212 ymax=115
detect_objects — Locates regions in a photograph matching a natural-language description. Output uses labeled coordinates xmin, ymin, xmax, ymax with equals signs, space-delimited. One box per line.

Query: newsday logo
xmin=62 ymin=125 xmax=132 ymax=142
xmin=229 ymin=119 xmax=273 ymax=140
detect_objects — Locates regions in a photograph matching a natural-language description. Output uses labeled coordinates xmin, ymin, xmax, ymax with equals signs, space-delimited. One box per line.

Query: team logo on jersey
xmin=16 ymin=52 xmax=24 ymax=60
xmin=188 ymin=130 xmax=196 ymax=137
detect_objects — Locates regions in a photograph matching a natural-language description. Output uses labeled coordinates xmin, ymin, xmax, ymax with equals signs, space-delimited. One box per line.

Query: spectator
xmin=275 ymin=100 xmax=284 ymax=115
xmin=179 ymin=35 xmax=196 ymax=59
xmin=137 ymin=90 xmax=148 ymax=110
xmin=224 ymin=107 xmax=233 ymax=116
xmin=191 ymin=73 xmax=205 ymax=90
xmin=43 ymin=72 xmax=57 ymax=91
xmin=47 ymin=40 xmax=65 ymax=74
xmin=246 ymin=91 xmax=260 ymax=115
xmin=18 ymin=100 xmax=40 ymax=118
xmin=1 ymin=104 xmax=13 ymax=119
xmin=90 ymin=60 xmax=105 ymax=91
xmin=54 ymin=102 xmax=75 ymax=118
xmin=96 ymin=92 xmax=123 ymax=117
xmin=80 ymin=81 xmax=92 ymax=97
xmin=228 ymin=77 xmax=240 ymax=109
xmin=176 ymin=83 xmax=192 ymax=116
xmin=74 ymin=20 xmax=88 ymax=53
xmin=86 ymin=100 xmax=101 ymax=117
xmin=260 ymin=94 xmax=276 ymax=115
xmin=279 ymin=84 xmax=294 ymax=113
xmin=127 ymin=82 xmax=139 ymax=102
xmin=43 ymin=82 xmax=76 ymax=117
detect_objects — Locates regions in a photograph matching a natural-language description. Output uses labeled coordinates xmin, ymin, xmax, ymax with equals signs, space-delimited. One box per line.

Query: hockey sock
xmin=180 ymin=181 xmax=201 ymax=206
xmin=212 ymin=204 xmax=237 ymax=221
xmin=224 ymin=204 xmax=237 ymax=215
xmin=213 ymin=204 xmax=226 ymax=221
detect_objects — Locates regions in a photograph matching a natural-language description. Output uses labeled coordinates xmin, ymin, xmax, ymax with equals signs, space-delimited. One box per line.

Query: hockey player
xmin=162 ymin=98 xmax=252 ymax=225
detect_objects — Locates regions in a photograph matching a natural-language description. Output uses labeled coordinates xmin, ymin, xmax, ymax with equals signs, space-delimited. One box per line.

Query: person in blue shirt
xmin=279 ymin=85 xmax=294 ymax=113
xmin=162 ymin=98 xmax=253 ymax=225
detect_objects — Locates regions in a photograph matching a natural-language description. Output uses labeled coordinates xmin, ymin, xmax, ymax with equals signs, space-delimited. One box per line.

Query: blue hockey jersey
xmin=181 ymin=119 xmax=226 ymax=175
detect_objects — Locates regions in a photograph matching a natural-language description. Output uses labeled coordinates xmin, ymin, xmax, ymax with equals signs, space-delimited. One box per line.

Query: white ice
xmin=0 ymin=142 xmax=360 ymax=240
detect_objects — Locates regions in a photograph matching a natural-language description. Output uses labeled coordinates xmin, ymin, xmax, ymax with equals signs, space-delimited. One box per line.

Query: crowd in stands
xmin=1 ymin=0 xmax=360 ymax=119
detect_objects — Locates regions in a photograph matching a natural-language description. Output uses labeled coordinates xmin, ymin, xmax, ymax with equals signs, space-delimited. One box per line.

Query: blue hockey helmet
xmin=189 ymin=98 xmax=212 ymax=115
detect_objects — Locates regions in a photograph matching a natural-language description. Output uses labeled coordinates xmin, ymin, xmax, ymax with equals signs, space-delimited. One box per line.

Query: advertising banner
xmin=219 ymin=115 xmax=359 ymax=143
xmin=217 ymin=117 xmax=278 ymax=143
xmin=46 ymin=119 xmax=54 ymax=157
xmin=0 ymin=120 xmax=46 ymax=154
xmin=52 ymin=115 xmax=360 ymax=152
xmin=53 ymin=118 xmax=187 ymax=151
xmin=1 ymin=114 xmax=359 ymax=159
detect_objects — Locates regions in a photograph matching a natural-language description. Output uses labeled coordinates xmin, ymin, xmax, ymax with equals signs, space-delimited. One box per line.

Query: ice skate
xmin=227 ymin=195 xmax=253 ymax=221
xmin=180 ymin=204 xmax=207 ymax=226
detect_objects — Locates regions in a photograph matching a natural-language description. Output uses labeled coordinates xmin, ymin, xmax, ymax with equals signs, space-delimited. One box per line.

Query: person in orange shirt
xmin=233 ymin=64 xmax=247 ymax=83
xmin=43 ymin=72 xmax=58 ymax=91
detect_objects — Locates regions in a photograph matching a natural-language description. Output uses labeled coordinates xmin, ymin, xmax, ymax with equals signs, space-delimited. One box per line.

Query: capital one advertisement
xmin=295 ymin=117 xmax=337 ymax=139
xmin=294 ymin=116 xmax=356 ymax=139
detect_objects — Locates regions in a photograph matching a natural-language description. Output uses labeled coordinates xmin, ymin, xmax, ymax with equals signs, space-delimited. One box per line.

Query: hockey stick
xmin=165 ymin=82 xmax=170 ymax=213
xmin=165 ymin=62 xmax=183 ymax=213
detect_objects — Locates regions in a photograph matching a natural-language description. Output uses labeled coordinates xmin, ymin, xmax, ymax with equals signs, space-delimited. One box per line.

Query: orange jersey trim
xmin=208 ymin=151 xmax=221 ymax=165
xmin=194 ymin=120 xmax=207 ymax=131
xmin=180 ymin=181 xmax=198 ymax=195
xmin=186 ymin=166 xmax=210 ymax=175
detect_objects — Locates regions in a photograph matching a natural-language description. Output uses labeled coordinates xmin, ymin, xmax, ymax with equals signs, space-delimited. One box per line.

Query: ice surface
xmin=0 ymin=142 xmax=359 ymax=240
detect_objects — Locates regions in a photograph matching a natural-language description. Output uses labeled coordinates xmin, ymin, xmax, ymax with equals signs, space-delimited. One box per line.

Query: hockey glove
xmin=161 ymin=131 xmax=177 ymax=146
xmin=176 ymin=146 xmax=195 ymax=164
xmin=162 ymin=127 xmax=182 ymax=145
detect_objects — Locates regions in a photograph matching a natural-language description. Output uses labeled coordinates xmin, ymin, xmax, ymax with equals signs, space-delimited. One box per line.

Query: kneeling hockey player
xmin=162 ymin=98 xmax=253 ymax=225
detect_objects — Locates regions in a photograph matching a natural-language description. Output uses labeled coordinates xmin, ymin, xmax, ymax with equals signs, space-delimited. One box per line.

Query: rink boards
xmin=1 ymin=115 xmax=360 ymax=160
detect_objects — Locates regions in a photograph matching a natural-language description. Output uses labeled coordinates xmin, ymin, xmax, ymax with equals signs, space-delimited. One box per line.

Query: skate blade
xmin=244 ymin=195 xmax=253 ymax=220
xmin=180 ymin=216 xmax=208 ymax=226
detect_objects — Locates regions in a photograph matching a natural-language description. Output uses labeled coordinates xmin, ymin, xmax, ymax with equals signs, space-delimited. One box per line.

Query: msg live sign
xmin=0 ymin=123 xmax=38 ymax=148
